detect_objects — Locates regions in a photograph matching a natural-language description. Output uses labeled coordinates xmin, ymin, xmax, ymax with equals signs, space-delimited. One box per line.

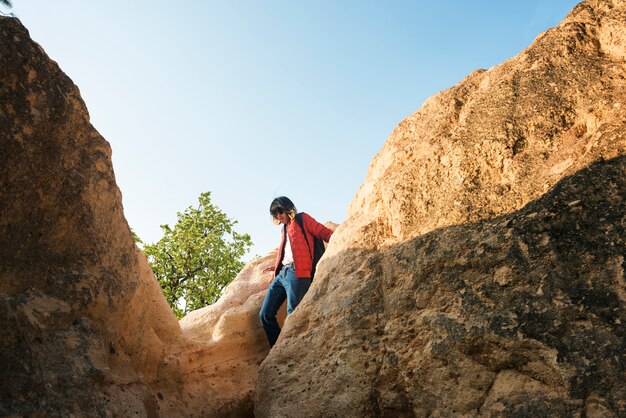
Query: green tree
xmin=0 ymin=1 xmax=12 ymax=8
xmin=139 ymin=192 xmax=252 ymax=318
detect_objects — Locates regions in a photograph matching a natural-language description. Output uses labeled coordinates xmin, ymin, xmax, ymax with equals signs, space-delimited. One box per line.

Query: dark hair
xmin=269 ymin=196 xmax=296 ymax=216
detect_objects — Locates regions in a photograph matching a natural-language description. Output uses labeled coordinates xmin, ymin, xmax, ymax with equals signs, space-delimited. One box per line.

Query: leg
xmin=259 ymin=275 xmax=286 ymax=347
xmin=283 ymin=265 xmax=312 ymax=314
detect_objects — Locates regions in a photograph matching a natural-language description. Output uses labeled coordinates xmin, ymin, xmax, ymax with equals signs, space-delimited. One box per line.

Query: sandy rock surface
xmin=0 ymin=15 xmax=181 ymax=416
xmin=2 ymin=0 xmax=626 ymax=416
xmin=176 ymin=252 xmax=282 ymax=417
xmin=0 ymin=16 xmax=277 ymax=417
xmin=255 ymin=1 xmax=626 ymax=416
xmin=257 ymin=157 xmax=625 ymax=417
xmin=334 ymin=0 xmax=626 ymax=253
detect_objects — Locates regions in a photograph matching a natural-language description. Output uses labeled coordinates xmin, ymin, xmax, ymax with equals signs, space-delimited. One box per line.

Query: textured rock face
xmin=0 ymin=15 xmax=182 ymax=416
xmin=176 ymin=221 xmax=336 ymax=416
xmin=257 ymin=157 xmax=625 ymax=417
xmin=342 ymin=0 xmax=626 ymax=249
xmin=256 ymin=1 xmax=626 ymax=417
xmin=0 ymin=16 xmax=338 ymax=416
xmin=0 ymin=16 xmax=278 ymax=417
xmin=177 ymin=251 xmax=283 ymax=417
xmin=3 ymin=0 xmax=626 ymax=415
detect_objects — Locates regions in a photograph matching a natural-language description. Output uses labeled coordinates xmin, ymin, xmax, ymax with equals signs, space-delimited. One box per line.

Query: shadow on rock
xmin=256 ymin=155 xmax=625 ymax=418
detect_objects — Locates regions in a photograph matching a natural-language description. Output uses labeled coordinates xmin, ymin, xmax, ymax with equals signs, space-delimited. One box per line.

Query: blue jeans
xmin=259 ymin=264 xmax=312 ymax=347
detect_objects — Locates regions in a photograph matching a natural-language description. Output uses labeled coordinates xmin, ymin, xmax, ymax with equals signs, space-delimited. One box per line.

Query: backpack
xmin=294 ymin=213 xmax=326 ymax=279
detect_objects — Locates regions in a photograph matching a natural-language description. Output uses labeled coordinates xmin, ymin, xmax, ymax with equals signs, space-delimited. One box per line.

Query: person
xmin=259 ymin=196 xmax=334 ymax=347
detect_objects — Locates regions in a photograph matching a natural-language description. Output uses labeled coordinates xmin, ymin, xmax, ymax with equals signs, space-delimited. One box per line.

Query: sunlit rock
xmin=255 ymin=1 xmax=626 ymax=416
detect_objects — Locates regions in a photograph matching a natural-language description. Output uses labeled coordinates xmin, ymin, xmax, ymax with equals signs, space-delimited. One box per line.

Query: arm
xmin=301 ymin=212 xmax=333 ymax=243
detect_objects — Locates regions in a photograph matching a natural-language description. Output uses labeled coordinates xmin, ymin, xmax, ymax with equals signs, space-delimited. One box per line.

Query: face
xmin=273 ymin=210 xmax=290 ymax=225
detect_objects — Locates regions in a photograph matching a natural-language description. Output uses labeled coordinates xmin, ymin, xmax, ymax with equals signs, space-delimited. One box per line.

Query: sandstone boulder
xmin=0 ymin=15 xmax=183 ymax=416
xmin=0 ymin=16 xmax=277 ymax=417
xmin=3 ymin=0 xmax=626 ymax=415
xmin=176 ymin=252 xmax=281 ymax=417
xmin=257 ymin=157 xmax=625 ymax=417
xmin=255 ymin=1 xmax=626 ymax=416
xmin=340 ymin=0 xmax=626 ymax=250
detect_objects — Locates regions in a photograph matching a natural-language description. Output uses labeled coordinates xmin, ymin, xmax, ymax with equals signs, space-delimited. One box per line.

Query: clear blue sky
xmin=8 ymin=0 xmax=581 ymax=259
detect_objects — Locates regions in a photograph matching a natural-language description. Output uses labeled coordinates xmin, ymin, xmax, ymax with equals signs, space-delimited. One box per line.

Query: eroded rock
xmin=0 ymin=15 xmax=184 ymax=416
xmin=255 ymin=1 xmax=626 ymax=416
xmin=0 ymin=16 xmax=277 ymax=417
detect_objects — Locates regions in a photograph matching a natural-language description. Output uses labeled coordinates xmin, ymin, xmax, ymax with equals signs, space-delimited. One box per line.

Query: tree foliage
xmin=139 ymin=192 xmax=252 ymax=318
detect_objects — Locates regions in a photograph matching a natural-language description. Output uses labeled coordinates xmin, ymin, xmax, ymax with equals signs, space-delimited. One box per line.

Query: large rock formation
xmin=256 ymin=1 xmax=626 ymax=417
xmin=0 ymin=15 xmax=181 ymax=416
xmin=257 ymin=157 xmax=625 ymax=417
xmin=0 ymin=14 xmax=340 ymax=416
xmin=0 ymin=16 xmax=280 ymax=417
xmin=177 ymin=251 xmax=282 ymax=417
xmin=2 ymin=0 xmax=625 ymax=416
